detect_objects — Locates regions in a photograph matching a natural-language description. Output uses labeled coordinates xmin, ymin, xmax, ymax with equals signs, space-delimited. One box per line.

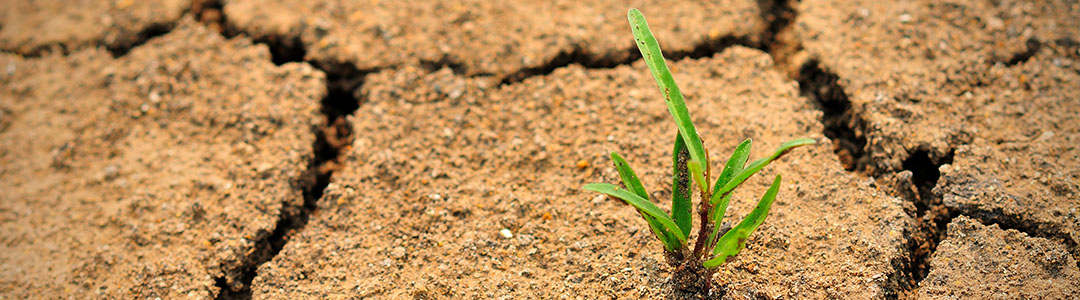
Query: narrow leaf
xmin=628 ymin=8 xmax=707 ymax=180
xmin=712 ymin=139 xmax=753 ymax=195
xmin=688 ymin=161 xmax=708 ymax=195
xmin=705 ymin=192 xmax=733 ymax=250
xmin=704 ymin=139 xmax=751 ymax=251
xmin=711 ymin=138 xmax=815 ymax=205
xmin=584 ymin=183 xmax=688 ymax=244
xmin=670 ymin=133 xmax=693 ymax=237
xmin=639 ymin=211 xmax=681 ymax=251
xmin=704 ymin=174 xmax=782 ymax=268
xmin=610 ymin=152 xmax=648 ymax=199
xmin=609 ymin=153 xmax=680 ymax=250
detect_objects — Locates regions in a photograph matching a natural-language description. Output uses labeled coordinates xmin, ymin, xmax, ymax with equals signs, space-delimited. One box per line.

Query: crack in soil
xmin=496 ymin=35 xmax=755 ymax=86
xmin=902 ymin=149 xmax=955 ymax=287
xmin=199 ymin=4 xmax=361 ymax=299
xmin=7 ymin=1 xmax=1068 ymax=297
xmin=947 ymin=202 xmax=1080 ymax=270
xmin=1002 ymin=38 xmax=1042 ymax=66
xmin=793 ymin=61 xmax=870 ymax=172
xmin=757 ymin=0 xmax=798 ymax=63
xmin=752 ymin=2 xmax=964 ymax=295
xmin=105 ymin=22 xmax=176 ymax=57
xmin=215 ymin=76 xmax=358 ymax=300
xmin=789 ymin=58 xmax=957 ymax=298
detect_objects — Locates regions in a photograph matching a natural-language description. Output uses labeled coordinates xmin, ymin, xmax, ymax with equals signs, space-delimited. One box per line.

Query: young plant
xmin=584 ymin=8 xmax=815 ymax=292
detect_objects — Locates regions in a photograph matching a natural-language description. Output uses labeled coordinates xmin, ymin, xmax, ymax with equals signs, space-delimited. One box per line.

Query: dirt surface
xmin=918 ymin=216 xmax=1080 ymax=299
xmin=223 ymin=0 xmax=766 ymax=80
xmin=936 ymin=52 xmax=1080 ymax=266
xmin=1 ymin=0 xmax=1079 ymax=299
xmin=793 ymin=0 xmax=1080 ymax=274
xmin=794 ymin=0 xmax=1078 ymax=173
xmin=0 ymin=20 xmax=324 ymax=298
xmin=250 ymin=48 xmax=913 ymax=299
xmin=0 ymin=0 xmax=189 ymax=55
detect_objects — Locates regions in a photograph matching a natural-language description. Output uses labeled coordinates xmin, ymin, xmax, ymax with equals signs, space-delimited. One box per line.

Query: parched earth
xmin=1 ymin=0 xmax=1077 ymax=299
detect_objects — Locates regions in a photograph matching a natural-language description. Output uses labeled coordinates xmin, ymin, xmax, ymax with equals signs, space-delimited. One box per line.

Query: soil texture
xmin=250 ymin=48 xmax=913 ymax=299
xmin=0 ymin=0 xmax=188 ymax=55
xmin=1 ymin=0 xmax=1078 ymax=299
xmin=918 ymin=216 xmax=1080 ymax=299
xmin=0 ymin=20 xmax=325 ymax=298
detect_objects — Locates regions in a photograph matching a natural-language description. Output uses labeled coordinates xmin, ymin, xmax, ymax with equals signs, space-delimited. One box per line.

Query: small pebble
xmin=592 ymin=194 xmax=606 ymax=204
xmin=1037 ymin=131 xmax=1054 ymax=141
xmin=499 ymin=228 xmax=513 ymax=239
xmin=390 ymin=246 xmax=406 ymax=258
xmin=987 ymin=17 xmax=1005 ymax=30
xmin=898 ymin=13 xmax=912 ymax=23
xmin=102 ymin=165 xmax=119 ymax=180
xmin=576 ymin=159 xmax=589 ymax=169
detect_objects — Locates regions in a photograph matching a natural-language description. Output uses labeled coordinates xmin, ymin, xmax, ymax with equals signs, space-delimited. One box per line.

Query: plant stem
xmin=691 ymin=189 xmax=713 ymax=258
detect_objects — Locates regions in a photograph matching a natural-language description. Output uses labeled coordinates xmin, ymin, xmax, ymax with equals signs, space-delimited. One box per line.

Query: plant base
xmin=665 ymin=252 xmax=723 ymax=299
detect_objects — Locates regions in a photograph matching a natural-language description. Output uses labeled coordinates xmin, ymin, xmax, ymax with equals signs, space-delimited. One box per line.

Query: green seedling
xmin=584 ymin=8 xmax=815 ymax=292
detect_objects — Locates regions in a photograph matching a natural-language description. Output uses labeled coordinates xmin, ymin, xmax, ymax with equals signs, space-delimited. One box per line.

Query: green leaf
xmin=704 ymin=174 xmax=782 ymax=268
xmin=639 ymin=211 xmax=681 ymax=251
xmin=628 ymin=8 xmax=707 ymax=181
xmin=711 ymin=138 xmax=815 ymax=206
xmin=610 ymin=152 xmax=649 ymax=199
xmin=670 ymin=133 xmax=693 ymax=237
xmin=712 ymin=139 xmax=753 ymax=196
xmin=688 ymin=161 xmax=708 ymax=195
xmin=608 ymin=153 xmax=680 ymax=250
xmin=584 ymin=183 xmax=688 ymax=244
xmin=705 ymin=139 xmax=752 ymax=251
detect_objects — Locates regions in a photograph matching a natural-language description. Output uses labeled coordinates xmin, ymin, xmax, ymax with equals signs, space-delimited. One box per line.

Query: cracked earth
xmin=1 ymin=0 xmax=1077 ymax=299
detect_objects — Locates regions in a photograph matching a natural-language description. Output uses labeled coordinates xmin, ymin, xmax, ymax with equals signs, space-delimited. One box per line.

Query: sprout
xmin=583 ymin=8 xmax=815 ymax=292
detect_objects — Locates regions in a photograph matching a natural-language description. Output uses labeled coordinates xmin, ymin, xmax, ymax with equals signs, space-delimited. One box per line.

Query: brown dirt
xmin=223 ymin=0 xmax=766 ymax=80
xmin=0 ymin=0 xmax=189 ymax=55
xmin=937 ymin=51 xmax=1080 ymax=268
xmin=0 ymin=20 xmax=325 ymax=298
xmin=793 ymin=1 xmax=1080 ymax=286
xmin=918 ymin=216 xmax=1080 ymax=299
xmin=1 ymin=0 xmax=1078 ymax=299
xmin=249 ymin=48 xmax=912 ymax=299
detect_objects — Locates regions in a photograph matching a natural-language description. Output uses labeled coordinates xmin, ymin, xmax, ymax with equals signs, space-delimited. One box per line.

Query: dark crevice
xmin=1053 ymin=37 xmax=1080 ymax=61
xmin=757 ymin=0 xmax=799 ymax=61
xmin=257 ymin=35 xmax=307 ymax=66
xmin=209 ymin=15 xmax=363 ymax=300
xmin=498 ymin=0 xmax=798 ymax=85
xmin=498 ymin=46 xmax=635 ymax=85
xmin=192 ymin=0 xmax=227 ymax=35
xmin=499 ymin=35 xmax=755 ymax=86
xmin=420 ymin=56 xmax=468 ymax=75
xmin=795 ymin=60 xmax=870 ymax=172
xmin=214 ymin=71 xmax=360 ymax=299
xmin=667 ymin=36 xmax=758 ymax=61
xmin=106 ymin=22 xmax=176 ymax=57
xmin=790 ymin=57 xmax=962 ymax=297
xmin=949 ymin=205 xmax=1080 ymax=270
xmin=1002 ymin=38 xmax=1042 ymax=66
xmin=903 ymin=149 xmax=955 ymax=286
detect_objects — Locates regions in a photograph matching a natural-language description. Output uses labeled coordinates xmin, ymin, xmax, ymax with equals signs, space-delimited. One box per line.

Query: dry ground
xmin=1 ymin=0 xmax=1077 ymax=299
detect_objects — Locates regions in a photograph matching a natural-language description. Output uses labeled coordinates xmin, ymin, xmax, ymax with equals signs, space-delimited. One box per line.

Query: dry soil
xmin=1 ymin=0 xmax=1078 ymax=299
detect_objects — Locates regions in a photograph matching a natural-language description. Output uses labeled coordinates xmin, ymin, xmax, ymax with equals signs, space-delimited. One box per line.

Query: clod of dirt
xmin=223 ymin=0 xmax=767 ymax=81
xmin=793 ymin=0 xmax=1079 ymax=173
xmin=249 ymin=47 xmax=914 ymax=299
xmin=937 ymin=52 xmax=1080 ymax=266
xmin=792 ymin=0 xmax=1080 ymax=287
xmin=918 ymin=216 xmax=1080 ymax=299
xmin=0 ymin=0 xmax=188 ymax=56
xmin=0 ymin=20 xmax=325 ymax=298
